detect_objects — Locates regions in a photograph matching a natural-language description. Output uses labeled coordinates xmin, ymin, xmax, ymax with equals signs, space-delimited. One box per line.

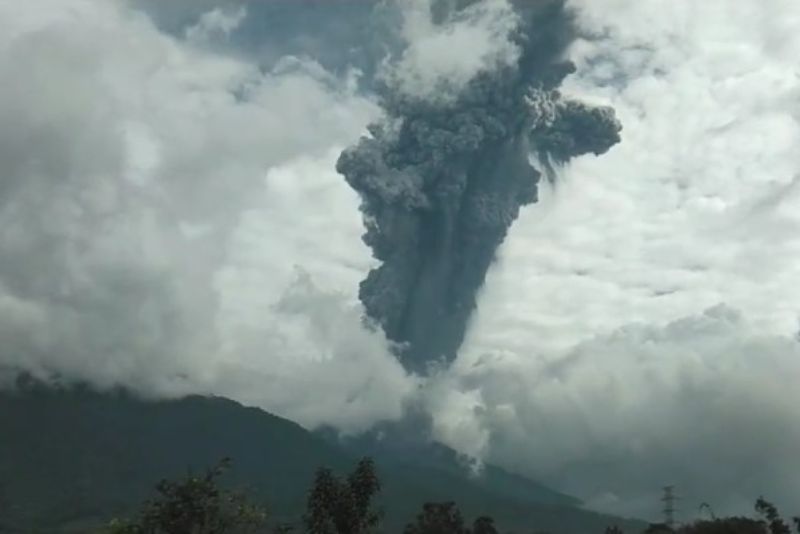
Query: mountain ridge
xmin=0 ymin=383 xmax=645 ymax=533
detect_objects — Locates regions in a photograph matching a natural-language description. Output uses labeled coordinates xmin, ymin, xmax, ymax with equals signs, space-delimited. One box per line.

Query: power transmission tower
xmin=661 ymin=485 xmax=679 ymax=529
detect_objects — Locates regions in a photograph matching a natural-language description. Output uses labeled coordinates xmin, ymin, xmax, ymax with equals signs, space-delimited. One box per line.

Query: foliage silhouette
xmin=304 ymin=457 xmax=382 ymax=534
xmin=105 ymin=458 xmax=267 ymax=534
xmin=403 ymin=501 xmax=469 ymax=534
xmin=628 ymin=498 xmax=798 ymax=534
xmin=756 ymin=497 xmax=792 ymax=534
xmin=471 ymin=515 xmax=499 ymax=534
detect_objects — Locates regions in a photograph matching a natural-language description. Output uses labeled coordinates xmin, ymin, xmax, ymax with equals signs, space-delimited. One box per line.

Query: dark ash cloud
xmin=337 ymin=0 xmax=621 ymax=373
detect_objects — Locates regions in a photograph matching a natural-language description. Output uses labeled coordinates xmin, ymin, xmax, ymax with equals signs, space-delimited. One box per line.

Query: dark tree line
xmin=304 ymin=457 xmax=381 ymax=534
xmin=106 ymin=458 xmax=266 ymax=534
xmin=101 ymin=457 xmax=797 ymax=534
xmin=403 ymin=502 xmax=498 ymax=534
xmin=629 ymin=497 xmax=800 ymax=534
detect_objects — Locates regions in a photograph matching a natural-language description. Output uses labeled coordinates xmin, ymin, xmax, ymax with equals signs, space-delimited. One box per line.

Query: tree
xmin=403 ymin=502 xmax=469 ymax=534
xmin=679 ymin=517 xmax=768 ymax=534
xmin=107 ymin=458 xmax=267 ymax=534
xmin=756 ymin=498 xmax=792 ymax=534
xmin=304 ymin=457 xmax=381 ymax=534
xmin=645 ymin=524 xmax=674 ymax=533
xmin=649 ymin=497 xmax=800 ymax=534
xmin=471 ymin=515 xmax=498 ymax=534
xmin=403 ymin=502 xmax=501 ymax=534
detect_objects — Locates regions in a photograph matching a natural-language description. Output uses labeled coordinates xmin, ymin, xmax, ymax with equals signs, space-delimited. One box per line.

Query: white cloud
xmin=5 ymin=0 xmax=800 ymax=519
xmin=0 ymin=0 xmax=414 ymax=432
xmin=210 ymin=266 xmax=418 ymax=432
xmin=185 ymin=5 xmax=247 ymax=44
xmin=382 ymin=0 xmax=520 ymax=101
xmin=207 ymin=151 xmax=417 ymax=431
xmin=125 ymin=0 xmax=247 ymax=32
xmin=433 ymin=0 xmax=800 ymax=519
xmin=433 ymin=306 xmax=800 ymax=520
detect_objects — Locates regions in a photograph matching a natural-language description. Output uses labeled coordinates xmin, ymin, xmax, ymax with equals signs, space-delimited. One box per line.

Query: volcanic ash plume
xmin=337 ymin=0 xmax=622 ymax=373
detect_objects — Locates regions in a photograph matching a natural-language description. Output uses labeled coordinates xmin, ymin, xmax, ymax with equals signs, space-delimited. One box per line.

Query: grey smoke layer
xmin=337 ymin=0 xmax=622 ymax=373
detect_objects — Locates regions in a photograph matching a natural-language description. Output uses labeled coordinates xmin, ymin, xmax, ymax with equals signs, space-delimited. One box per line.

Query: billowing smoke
xmin=0 ymin=0 xmax=416 ymax=433
xmin=423 ymin=0 xmax=800 ymax=519
xmin=337 ymin=0 xmax=621 ymax=373
xmin=5 ymin=0 xmax=800 ymax=520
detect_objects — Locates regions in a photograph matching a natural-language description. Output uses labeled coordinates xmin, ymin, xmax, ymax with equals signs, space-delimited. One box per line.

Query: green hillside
xmin=0 ymin=385 xmax=644 ymax=533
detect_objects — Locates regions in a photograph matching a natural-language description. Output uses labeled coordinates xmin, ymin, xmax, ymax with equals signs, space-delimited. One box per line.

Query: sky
xmin=1 ymin=0 xmax=799 ymax=523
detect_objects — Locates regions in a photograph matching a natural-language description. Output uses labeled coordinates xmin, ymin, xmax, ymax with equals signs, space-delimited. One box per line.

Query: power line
xmin=661 ymin=485 xmax=680 ymax=529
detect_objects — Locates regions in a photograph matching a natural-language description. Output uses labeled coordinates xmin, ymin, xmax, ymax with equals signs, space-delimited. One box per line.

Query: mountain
xmin=317 ymin=419 xmax=581 ymax=509
xmin=0 ymin=384 xmax=645 ymax=533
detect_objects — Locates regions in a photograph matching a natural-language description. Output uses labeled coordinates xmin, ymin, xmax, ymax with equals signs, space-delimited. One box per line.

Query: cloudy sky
xmin=1 ymin=0 xmax=799 ymax=523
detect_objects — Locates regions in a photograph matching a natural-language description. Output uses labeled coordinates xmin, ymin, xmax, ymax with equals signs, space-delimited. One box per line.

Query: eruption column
xmin=337 ymin=0 xmax=622 ymax=373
